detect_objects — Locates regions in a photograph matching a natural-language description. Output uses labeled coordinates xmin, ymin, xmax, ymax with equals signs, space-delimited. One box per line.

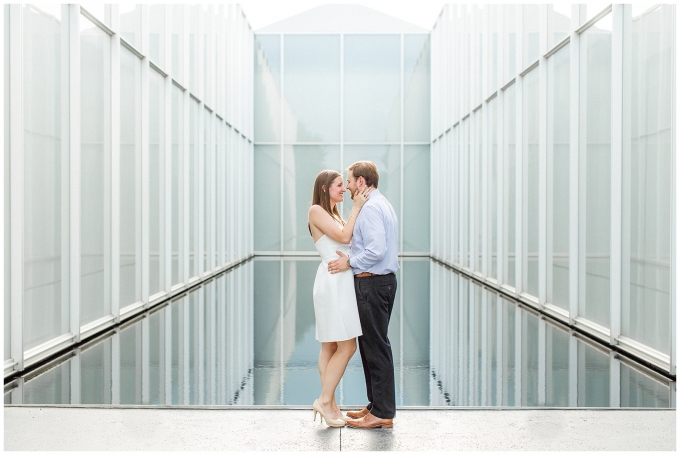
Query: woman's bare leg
xmin=318 ymin=339 xmax=356 ymax=419
xmin=318 ymin=343 xmax=339 ymax=417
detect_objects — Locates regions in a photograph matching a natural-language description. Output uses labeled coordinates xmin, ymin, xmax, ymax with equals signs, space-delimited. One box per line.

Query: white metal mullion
xmin=400 ymin=33 xmax=404 ymax=253
xmin=197 ymin=8 xmax=205 ymax=277
xmin=70 ymin=349 xmax=81 ymax=404
xmin=102 ymin=6 xmax=113 ymax=326
xmin=496 ymin=6 xmax=505 ymax=285
xmin=60 ymin=3 xmax=71 ymax=356
xmin=181 ymin=5 xmax=189 ymax=283
xmin=514 ymin=305 xmax=521 ymax=405
xmin=609 ymin=4 xmax=626 ymax=345
xmin=609 ymin=350 xmax=621 ymax=407
xmin=141 ymin=316 xmax=150 ymax=404
xmin=163 ymin=5 xmax=172 ymax=293
xmin=9 ymin=4 xmax=24 ymax=369
xmin=671 ymin=3 xmax=677 ymax=377
xmin=140 ymin=5 xmax=150 ymax=306
xmin=0 ymin=4 xmax=5 ymax=365
xmin=111 ymin=329 xmax=120 ymax=404
xmin=538 ymin=318 xmax=546 ymax=405
xmin=569 ymin=6 xmax=584 ymax=324
xmin=515 ymin=7 xmax=524 ymax=295
xmin=279 ymin=34 xmax=284 ymax=254
xmin=69 ymin=4 xmax=81 ymax=343
xmin=538 ymin=5 xmax=548 ymax=307
xmin=110 ymin=6 xmax=121 ymax=322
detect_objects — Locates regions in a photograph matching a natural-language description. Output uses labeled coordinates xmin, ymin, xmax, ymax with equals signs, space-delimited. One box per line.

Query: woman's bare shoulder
xmin=308 ymin=205 xmax=327 ymax=216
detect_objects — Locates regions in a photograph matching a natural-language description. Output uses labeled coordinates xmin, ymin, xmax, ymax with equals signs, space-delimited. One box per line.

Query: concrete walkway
xmin=4 ymin=406 xmax=676 ymax=451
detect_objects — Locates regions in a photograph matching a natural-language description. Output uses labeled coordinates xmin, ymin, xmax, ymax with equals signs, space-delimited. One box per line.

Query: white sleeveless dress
xmin=312 ymin=234 xmax=363 ymax=342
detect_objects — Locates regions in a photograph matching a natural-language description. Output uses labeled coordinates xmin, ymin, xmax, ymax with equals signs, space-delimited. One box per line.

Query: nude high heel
xmin=313 ymin=399 xmax=345 ymax=428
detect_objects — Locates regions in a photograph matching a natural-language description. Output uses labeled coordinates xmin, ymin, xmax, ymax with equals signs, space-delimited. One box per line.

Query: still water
xmin=4 ymin=258 xmax=675 ymax=407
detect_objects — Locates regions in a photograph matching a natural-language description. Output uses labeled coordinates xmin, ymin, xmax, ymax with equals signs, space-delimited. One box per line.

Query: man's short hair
xmin=348 ymin=161 xmax=379 ymax=188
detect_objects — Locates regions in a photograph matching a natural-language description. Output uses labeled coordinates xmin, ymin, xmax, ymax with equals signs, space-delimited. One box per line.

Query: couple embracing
xmin=307 ymin=160 xmax=398 ymax=430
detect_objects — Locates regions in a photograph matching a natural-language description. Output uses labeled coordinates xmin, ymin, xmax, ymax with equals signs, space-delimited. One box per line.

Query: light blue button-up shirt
xmin=348 ymin=188 xmax=399 ymax=275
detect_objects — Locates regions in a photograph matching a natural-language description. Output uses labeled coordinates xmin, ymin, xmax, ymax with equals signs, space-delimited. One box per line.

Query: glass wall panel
xmin=520 ymin=312 xmax=539 ymax=405
xmin=623 ymin=5 xmax=673 ymax=354
xmin=523 ymin=68 xmax=539 ymax=297
xmin=254 ymin=35 xmax=280 ymax=143
xmin=254 ymin=146 xmax=281 ymax=252
xmin=489 ymin=97 xmax=498 ymax=279
xmin=475 ymin=110 xmax=483 ymax=270
xmin=620 ymin=363 xmax=671 ymax=408
xmin=4 ymin=6 xmax=9 ymax=361
xmin=149 ymin=69 xmax=164 ymax=296
xmin=171 ymin=5 xmax=184 ymax=81
xmin=22 ymin=5 xmax=69 ymax=350
xmin=344 ymin=35 xmax=401 ymax=142
xmin=120 ymin=323 xmax=142 ymax=404
xmin=545 ymin=324 xmax=569 ymax=406
xmin=119 ymin=5 xmax=141 ymax=50
xmin=283 ymin=145 xmax=339 ymax=252
xmin=404 ymin=35 xmax=430 ymax=143
xmin=80 ymin=15 xmax=111 ymax=326
xmin=189 ymin=6 xmax=200 ymax=94
xmin=120 ymin=46 xmax=141 ymax=307
xmin=502 ymin=83 xmax=516 ymax=288
xmin=460 ymin=118 xmax=470 ymax=268
xmin=189 ymin=99 xmax=199 ymax=278
xmin=503 ymin=5 xmax=518 ymax=81
xmin=550 ymin=5 xmax=572 ymax=48
xmin=403 ymin=146 xmax=430 ymax=252
xmin=522 ymin=5 xmax=540 ymax=69
xmin=203 ymin=108 xmax=213 ymax=273
xmin=283 ymin=35 xmax=340 ymax=142
xmin=579 ymin=17 xmax=611 ymax=327
xmin=549 ymin=44 xmax=570 ymax=310
xmin=148 ymin=5 xmax=165 ymax=67
xmin=577 ymin=341 xmax=610 ymax=407
xmin=489 ymin=7 xmax=500 ymax=93
xmin=81 ymin=338 xmax=112 ymax=404
xmin=171 ymin=85 xmax=183 ymax=285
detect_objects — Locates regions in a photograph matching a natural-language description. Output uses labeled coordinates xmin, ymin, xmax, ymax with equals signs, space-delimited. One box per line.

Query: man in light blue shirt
xmin=328 ymin=161 xmax=398 ymax=429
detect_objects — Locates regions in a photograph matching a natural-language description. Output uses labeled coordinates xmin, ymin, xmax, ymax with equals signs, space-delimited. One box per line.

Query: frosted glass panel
xmin=550 ymin=5 xmax=572 ymax=48
xmin=344 ymin=35 xmax=400 ymax=142
xmin=171 ymin=5 xmax=184 ymax=82
xmin=22 ymin=5 xmax=69 ymax=350
xmin=548 ymin=44 xmax=570 ymax=311
xmin=4 ymin=6 xmax=9 ymax=360
xmin=189 ymin=100 xmax=199 ymax=278
xmin=522 ymin=5 xmax=540 ymax=69
xmin=489 ymin=97 xmax=498 ymax=279
xmin=523 ymin=69 xmax=539 ymax=297
xmin=403 ymin=146 xmax=430 ymax=252
xmin=283 ymin=145 xmax=339 ymax=251
xmin=503 ymin=5 xmax=518 ymax=80
xmin=254 ymin=146 xmax=281 ymax=252
xmin=342 ymin=145 xmax=401 ymax=224
xmin=254 ymin=35 xmax=280 ymax=142
xmin=171 ymin=85 xmax=183 ymax=285
xmin=623 ymin=5 xmax=673 ymax=354
xmin=80 ymin=15 xmax=111 ymax=326
xmin=404 ymin=34 xmax=430 ymax=142
xmin=580 ymin=17 xmax=611 ymax=327
xmin=502 ymin=83 xmax=516 ymax=288
xmin=203 ymin=108 xmax=212 ymax=273
xmin=148 ymin=5 xmax=165 ymax=66
xmin=119 ymin=5 xmax=141 ymax=50
xmin=120 ymin=46 xmax=141 ymax=307
xmin=149 ymin=69 xmax=164 ymax=296
xmin=283 ymin=35 xmax=340 ymax=142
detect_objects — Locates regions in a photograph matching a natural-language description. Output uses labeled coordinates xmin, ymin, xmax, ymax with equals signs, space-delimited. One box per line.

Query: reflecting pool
xmin=4 ymin=258 xmax=675 ymax=407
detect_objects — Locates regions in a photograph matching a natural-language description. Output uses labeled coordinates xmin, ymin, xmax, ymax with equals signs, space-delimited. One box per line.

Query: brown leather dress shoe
xmin=346 ymin=407 xmax=370 ymax=419
xmin=345 ymin=412 xmax=393 ymax=429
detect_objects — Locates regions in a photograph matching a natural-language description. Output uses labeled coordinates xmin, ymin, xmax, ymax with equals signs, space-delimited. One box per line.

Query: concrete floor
xmin=4 ymin=406 xmax=676 ymax=451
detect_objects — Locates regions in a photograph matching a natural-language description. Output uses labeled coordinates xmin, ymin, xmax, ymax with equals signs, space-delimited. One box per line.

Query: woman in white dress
xmin=307 ymin=170 xmax=372 ymax=427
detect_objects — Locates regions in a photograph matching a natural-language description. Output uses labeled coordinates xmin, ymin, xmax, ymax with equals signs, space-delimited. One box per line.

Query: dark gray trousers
xmin=354 ymin=273 xmax=397 ymax=419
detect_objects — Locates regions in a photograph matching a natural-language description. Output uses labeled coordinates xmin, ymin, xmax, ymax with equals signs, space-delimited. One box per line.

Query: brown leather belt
xmin=355 ymin=272 xmax=385 ymax=278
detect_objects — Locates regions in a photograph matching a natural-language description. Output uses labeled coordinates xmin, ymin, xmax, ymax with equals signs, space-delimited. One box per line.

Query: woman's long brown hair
xmin=309 ymin=170 xmax=345 ymax=235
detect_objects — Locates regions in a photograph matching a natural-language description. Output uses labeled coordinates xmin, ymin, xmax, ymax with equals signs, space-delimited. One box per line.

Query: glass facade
xmin=431 ymin=4 xmax=675 ymax=375
xmin=2 ymin=2 xmax=675 ymax=392
xmin=254 ymin=30 xmax=431 ymax=254
xmin=3 ymin=4 xmax=254 ymax=378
